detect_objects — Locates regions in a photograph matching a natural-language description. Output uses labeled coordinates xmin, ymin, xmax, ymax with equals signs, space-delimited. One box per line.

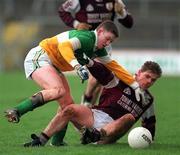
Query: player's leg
xmin=56 ymin=74 xmax=74 ymax=109
xmin=43 ymin=104 xmax=93 ymax=140
xmin=45 ymin=104 xmax=94 ymax=136
xmin=81 ymin=74 xmax=99 ymax=106
xmin=98 ymin=113 xmax=136 ymax=144
xmin=5 ymin=65 xmax=67 ymax=123
xmin=51 ymin=74 xmax=74 ymax=146
xmin=80 ymin=113 xmax=135 ymax=144
xmin=80 ymin=109 xmax=114 ymax=144
xmin=24 ymin=104 xmax=94 ymax=147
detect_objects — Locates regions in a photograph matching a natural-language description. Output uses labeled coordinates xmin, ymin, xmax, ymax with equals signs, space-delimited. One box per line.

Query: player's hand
xmin=75 ymin=65 xmax=89 ymax=83
xmin=76 ymin=23 xmax=92 ymax=30
xmin=114 ymin=1 xmax=126 ymax=17
xmin=130 ymin=81 xmax=145 ymax=102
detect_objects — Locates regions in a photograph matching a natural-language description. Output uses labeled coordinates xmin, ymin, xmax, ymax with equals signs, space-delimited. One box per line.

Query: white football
xmin=128 ymin=127 xmax=152 ymax=149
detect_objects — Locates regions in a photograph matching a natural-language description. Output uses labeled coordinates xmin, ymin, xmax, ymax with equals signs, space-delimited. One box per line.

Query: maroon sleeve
xmin=88 ymin=61 xmax=114 ymax=86
xmin=118 ymin=14 xmax=133 ymax=28
xmin=58 ymin=4 xmax=75 ymax=28
xmin=141 ymin=115 xmax=156 ymax=140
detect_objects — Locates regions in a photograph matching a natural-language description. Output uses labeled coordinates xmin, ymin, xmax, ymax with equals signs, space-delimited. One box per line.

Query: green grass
xmin=0 ymin=72 xmax=180 ymax=155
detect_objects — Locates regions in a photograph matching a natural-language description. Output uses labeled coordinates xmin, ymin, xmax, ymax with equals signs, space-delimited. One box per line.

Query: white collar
xmin=93 ymin=30 xmax=98 ymax=51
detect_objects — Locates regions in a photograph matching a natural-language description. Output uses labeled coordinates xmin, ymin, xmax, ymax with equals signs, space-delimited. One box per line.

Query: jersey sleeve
xmin=58 ymin=38 xmax=81 ymax=68
xmin=117 ymin=14 xmax=133 ymax=28
xmin=87 ymin=60 xmax=115 ymax=86
xmin=115 ymin=0 xmax=134 ymax=28
xmin=141 ymin=104 xmax=156 ymax=140
xmin=96 ymin=56 xmax=135 ymax=85
xmin=58 ymin=31 xmax=95 ymax=67
xmin=58 ymin=0 xmax=81 ymax=28
xmin=74 ymin=33 xmax=95 ymax=57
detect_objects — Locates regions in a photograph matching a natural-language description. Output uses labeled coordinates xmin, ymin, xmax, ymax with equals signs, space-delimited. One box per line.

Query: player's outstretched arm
xmin=115 ymin=0 xmax=133 ymax=28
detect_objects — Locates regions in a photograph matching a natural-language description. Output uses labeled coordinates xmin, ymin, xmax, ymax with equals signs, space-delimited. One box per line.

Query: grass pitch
xmin=0 ymin=71 xmax=180 ymax=155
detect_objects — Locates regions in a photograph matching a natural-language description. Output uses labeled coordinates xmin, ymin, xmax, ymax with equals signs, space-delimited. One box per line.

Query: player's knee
xmin=62 ymin=105 xmax=75 ymax=118
xmin=53 ymin=87 xmax=66 ymax=99
xmin=89 ymin=75 xmax=98 ymax=85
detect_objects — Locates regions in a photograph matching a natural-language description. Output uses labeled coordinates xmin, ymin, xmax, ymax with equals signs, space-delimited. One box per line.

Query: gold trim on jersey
xmin=39 ymin=36 xmax=75 ymax=72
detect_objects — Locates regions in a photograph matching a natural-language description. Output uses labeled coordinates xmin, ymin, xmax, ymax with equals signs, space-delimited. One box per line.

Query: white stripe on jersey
xmin=56 ymin=31 xmax=69 ymax=42
xmin=69 ymin=38 xmax=81 ymax=50
xmin=56 ymin=31 xmax=81 ymax=50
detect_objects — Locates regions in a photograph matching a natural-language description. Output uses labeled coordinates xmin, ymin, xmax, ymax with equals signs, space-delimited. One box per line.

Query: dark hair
xmin=96 ymin=20 xmax=119 ymax=37
xmin=141 ymin=61 xmax=162 ymax=77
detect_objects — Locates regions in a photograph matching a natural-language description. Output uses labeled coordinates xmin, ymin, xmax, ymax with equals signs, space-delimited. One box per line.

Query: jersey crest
xmin=106 ymin=2 xmax=113 ymax=11
xmin=86 ymin=4 xmax=94 ymax=12
xmin=123 ymin=87 xmax=131 ymax=95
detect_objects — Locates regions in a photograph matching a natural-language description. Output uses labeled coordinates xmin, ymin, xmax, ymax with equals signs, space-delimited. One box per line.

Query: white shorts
xmin=91 ymin=109 xmax=114 ymax=129
xmin=24 ymin=46 xmax=52 ymax=79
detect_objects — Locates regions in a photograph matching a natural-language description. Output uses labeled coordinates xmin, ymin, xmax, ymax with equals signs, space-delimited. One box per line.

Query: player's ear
xmin=97 ymin=27 xmax=104 ymax=35
xmin=135 ymin=70 xmax=141 ymax=78
xmin=137 ymin=70 xmax=141 ymax=75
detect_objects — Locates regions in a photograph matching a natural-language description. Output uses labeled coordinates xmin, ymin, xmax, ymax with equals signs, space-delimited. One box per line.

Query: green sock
xmin=15 ymin=92 xmax=45 ymax=117
xmin=15 ymin=98 xmax=33 ymax=116
xmin=51 ymin=124 xmax=68 ymax=146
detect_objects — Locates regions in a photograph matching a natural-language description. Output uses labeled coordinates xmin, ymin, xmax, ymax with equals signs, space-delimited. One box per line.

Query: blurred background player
xmin=58 ymin=0 xmax=134 ymax=107
xmin=23 ymin=60 xmax=162 ymax=147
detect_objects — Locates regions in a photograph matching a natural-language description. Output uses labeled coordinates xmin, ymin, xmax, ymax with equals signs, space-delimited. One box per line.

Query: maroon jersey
xmin=59 ymin=0 xmax=133 ymax=30
xmin=93 ymin=81 xmax=154 ymax=121
xmin=88 ymin=60 xmax=156 ymax=138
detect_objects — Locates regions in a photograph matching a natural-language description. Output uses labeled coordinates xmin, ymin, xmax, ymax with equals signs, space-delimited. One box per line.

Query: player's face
xmin=97 ymin=29 xmax=116 ymax=49
xmin=136 ymin=70 xmax=159 ymax=90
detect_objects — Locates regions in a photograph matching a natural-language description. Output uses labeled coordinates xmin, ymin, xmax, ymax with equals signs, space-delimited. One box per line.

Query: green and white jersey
xmin=55 ymin=29 xmax=135 ymax=86
xmin=69 ymin=30 xmax=109 ymax=58
xmin=56 ymin=29 xmax=111 ymax=61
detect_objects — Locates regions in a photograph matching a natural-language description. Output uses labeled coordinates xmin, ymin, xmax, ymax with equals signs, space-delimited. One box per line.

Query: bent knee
xmin=52 ymin=87 xmax=66 ymax=99
xmin=62 ymin=105 xmax=76 ymax=117
xmin=89 ymin=74 xmax=98 ymax=84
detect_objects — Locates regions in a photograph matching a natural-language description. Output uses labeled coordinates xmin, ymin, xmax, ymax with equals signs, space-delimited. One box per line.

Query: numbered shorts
xmin=24 ymin=46 xmax=52 ymax=79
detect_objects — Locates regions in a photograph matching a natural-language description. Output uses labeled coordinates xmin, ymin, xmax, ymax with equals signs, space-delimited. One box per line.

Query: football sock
xmin=15 ymin=98 xmax=34 ymax=116
xmin=51 ymin=124 xmax=68 ymax=146
xmin=84 ymin=95 xmax=93 ymax=103
xmin=15 ymin=92 xmax=45 ymax=116
xmin=90 ymin=128 xmax=107 ymax=142
xmin=39 ymin=132 xmax=50 ymax=145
